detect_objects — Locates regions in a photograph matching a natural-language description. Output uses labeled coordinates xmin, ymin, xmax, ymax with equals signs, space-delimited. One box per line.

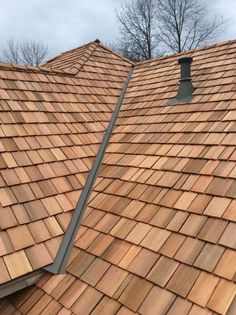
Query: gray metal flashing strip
xmin=44 ymin=65 xmax=134 ymax=274
xmin=167 ymin=95 xmax=194 ymax=105
xmin=0 ymin=271 xmax=44 ymax=299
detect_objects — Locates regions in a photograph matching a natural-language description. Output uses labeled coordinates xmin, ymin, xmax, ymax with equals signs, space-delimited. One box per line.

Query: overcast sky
xmin=0 ymin=0 xmax=236 ymax=61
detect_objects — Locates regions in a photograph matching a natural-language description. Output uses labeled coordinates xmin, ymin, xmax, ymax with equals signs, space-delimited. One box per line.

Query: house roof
xmin=0 ymin=42 xmax=131 ymax=284
xmin=0 ymin=40 xmax=236 ymax=314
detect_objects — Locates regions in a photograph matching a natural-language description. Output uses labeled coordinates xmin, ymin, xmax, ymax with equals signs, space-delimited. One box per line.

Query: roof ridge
xmin=136 ymin=39 xmax=236 ymax=66
xmin=0 ymin=61 xmax=76 ymax=76
xmin=71 ymin=40 xmax=133 ymax=75
xmin=69 ymin=40 xmax=100 ymax=74
xmin=44 ymin=39 xmax=99 ymax=65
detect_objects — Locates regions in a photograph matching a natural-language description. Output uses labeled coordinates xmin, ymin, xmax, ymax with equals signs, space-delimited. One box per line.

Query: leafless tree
xmin=116 ymin=0 xmax=159 ymax=61
xmin=1 ymin=39 xmax=20 ymax=64
xmin=157 ymin=0 xmax=225 ymax=53
xmin=1 ymin=39 xmax=48 ymax=66
xmin=115 ymin=0 xmax=225 ymax=59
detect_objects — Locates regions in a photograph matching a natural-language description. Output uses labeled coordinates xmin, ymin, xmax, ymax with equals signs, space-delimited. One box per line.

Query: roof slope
xmin=45 ymin=40 xmax=132 ymax=74
xmin=0 ymin=45 xmax=131 ymax=284
xmin=44 ymin=40 xmax=99 ymax=70
xmin=1 ymin=40 xmax=236 ymax=314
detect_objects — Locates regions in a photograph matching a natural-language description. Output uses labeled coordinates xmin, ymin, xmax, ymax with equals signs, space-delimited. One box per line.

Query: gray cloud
xmin=0 ymin=0 xmax=235 ymax=60
xmin=0 ymin=0 xmax=121 ymax=59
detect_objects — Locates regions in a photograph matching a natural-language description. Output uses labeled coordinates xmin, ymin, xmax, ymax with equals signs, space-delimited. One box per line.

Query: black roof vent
xmin=168 ymin=56 xmax=195 ymax=104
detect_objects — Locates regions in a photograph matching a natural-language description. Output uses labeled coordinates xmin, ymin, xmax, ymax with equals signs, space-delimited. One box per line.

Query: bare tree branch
xmin=115 ymin=0 xmax=160 ymax=61
xmin=0 ymin=39 xmax=48 ymax=66
xmin=1 ymin=39 xmax=20 ymax=64
xmin=115 ymin=0 xmax=225 ymax=58
xmin=157 ymin=0 xmax=225 ymax=53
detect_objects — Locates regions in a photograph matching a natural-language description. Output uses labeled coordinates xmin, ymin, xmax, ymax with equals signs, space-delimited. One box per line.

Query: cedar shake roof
xmin=0 ymin=42 xmax=131 ymax=283
xmin=0 ymin=39 xmax=236 ymax=314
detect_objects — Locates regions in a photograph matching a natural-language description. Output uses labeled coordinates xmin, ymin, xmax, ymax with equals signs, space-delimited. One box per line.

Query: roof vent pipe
xmin=168 ymin=56 xmax=195 ymax=104
xmin=176 ymin=56 xmax=194 ymax=99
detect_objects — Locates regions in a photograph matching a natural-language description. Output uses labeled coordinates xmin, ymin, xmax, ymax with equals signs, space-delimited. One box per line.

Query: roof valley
xmin=44 ymin=65 xmax=134 ymax=274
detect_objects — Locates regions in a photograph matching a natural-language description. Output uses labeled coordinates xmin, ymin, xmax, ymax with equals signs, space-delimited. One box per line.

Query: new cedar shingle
xmin=127 ymin=248 xmax=157 ymax=277
xmin=7 ymin=225 xmax=35 ymax=250
xmin=194 ymin=244 xmax=225 ymax=272
xmin=219 ymin=222 xmax=236 ymax=249
xmin=59 ymin=279 xmax=88 ymax=309
xmin=118 ymin=276 xmax=153 ymax=311
xmin=96 ymin=265 xmax=128 ymax=297
xmin=3 ymin=251 xmax=33 ymax=279
xmin=166 ymin=297 xmax=192 ymax=315
xmin=1 ymin=40 xmax=236 ymax=315
xmin=80 ymin=258 xmax=110 ymax=286
xmin=139 ymin=286 xmax=176 ymax=315
xmin=207 ymin=279 xmax=236 ymax=314
xmin=90 ymin=296 xmax=120 ymax=315
xmin=198 ymin=218 xmax=227 ymax=243
xmin=214 ymin=248 xmax=236 ymax=280
xmin=174 ymin=237 xmax=205 ymax=265
xmin=70 ymin=286 xmax=103 ymax=315
xmin=188 ymin=271 xmax=219 ymax=307
xmin=102 ymin=239 xmax=131 ymax=265
xmin=147 ymin=256 xmax=179 ymax=287
xmin=167 ymin=264 xmax=201 ymax=297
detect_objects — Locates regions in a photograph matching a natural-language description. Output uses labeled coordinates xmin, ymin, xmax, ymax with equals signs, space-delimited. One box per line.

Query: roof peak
xmin=44 ymin=39 xmax=133 ymax=72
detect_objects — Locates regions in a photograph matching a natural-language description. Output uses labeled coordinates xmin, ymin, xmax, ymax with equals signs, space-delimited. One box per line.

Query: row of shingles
xmin=112 ymin=40 xmax=236 ymax=230
xmin=54 ymin=48 xmax=147 ymax=315
xmin=5 ymin=44 xmax=234 ymax=315
xmin=29 ymin=226 xmax=175 ymax=315
xmin=49 ymin=177 xmax=206 ymax=314
xmin=77 ymin=179 xmax=235 ymax=315
xmin=4 ymin=279 xmax=73 ymax=315
xmin=63 ymin=42 xmax=236 ymax=315
xmin=53 ymin=218 xmax=233 ymax=315
xmin=104 ymin=112 xmax=236 ymax=249
xmin=44 ymin=42 xmax=98 ymax=71
xmin=1 ymin=43 xmax=134 ymax=313
xmin=104 ymin=143 xmax=236 ymax=185
xmin=4 ymin=44 xmax=235 ymax=315
xmin=114 ymin=41 xmax=236 ymax=243
xmin=0 ymin=50 xmax=128 ymax=286
xmin=0 ymin=66 xmax=105 ymax=266
xmin=127 ymin=53 xmax=236 ymax=314
xmin=70 ymin=204 xmax=177 ymax=315
xmin=37 ymin=42 xmax=236 ymax=315
xmin=120 ymin=43 xmax=236 ymax=111
xmin=61 ymin=230 xmax=213 ymax=315
xmin=8 ymin=48 xmax=141 ymax=314
xmin=101 ymin=148 xmax=236 ymax=223
xmin=101 ymin=44 xmax=236 ymax=311
xmin=36 ymin=272 xmax=219 ymax=315
xmin=8 ymin=266 xmax=141 ymax=315
xmin=2 ymin=46 xmax=136 ymax=314
xmin=0 ymin=67 xmax=83 ymax=283
xmin=132 ymin=40 xmax=236 ymax=89
xmin=86 ymin=176 xmax=236 ymax=280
